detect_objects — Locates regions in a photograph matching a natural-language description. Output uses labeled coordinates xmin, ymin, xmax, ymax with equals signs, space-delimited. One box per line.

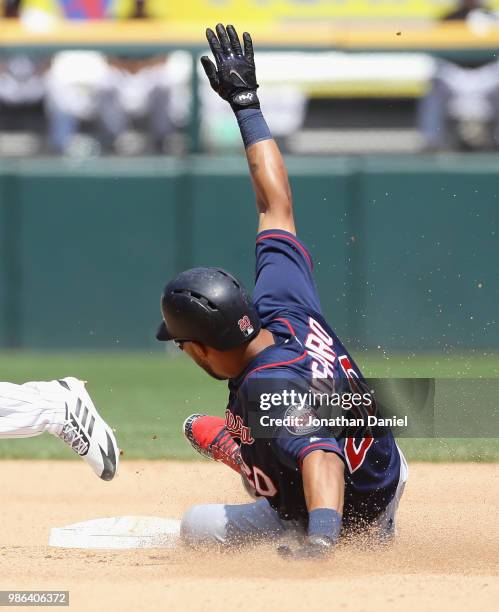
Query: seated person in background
xmin=44 ymin=51 xmax=189 ymax=155
xmin=418 ymin=59 xmax=499 ymax=151
xmin=95 ymin=55 xmax=176 ymax=154
xmin=0 ymin=2 xmax=47 ymax=155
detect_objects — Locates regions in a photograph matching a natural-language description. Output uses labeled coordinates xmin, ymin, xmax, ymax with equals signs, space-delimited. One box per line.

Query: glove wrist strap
xmin=230 ymin=89 xmax=260 ymax=112
xmin=235 ymin=108 xmax=272 ymax=148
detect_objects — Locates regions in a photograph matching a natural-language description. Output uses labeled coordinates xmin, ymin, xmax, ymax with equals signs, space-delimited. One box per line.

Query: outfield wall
xmin=0 ymin=155 xmax=497 ymax=351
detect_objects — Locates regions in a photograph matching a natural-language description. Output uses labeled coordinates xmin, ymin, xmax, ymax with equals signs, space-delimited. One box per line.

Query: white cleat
xmin=56 ymin=377 xmax=119 ymax=481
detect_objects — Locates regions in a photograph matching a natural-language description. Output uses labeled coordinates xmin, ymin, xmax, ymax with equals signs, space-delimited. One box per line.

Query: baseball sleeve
xmin=253 ymin=230 xmax=321 ymax=325
xmin=274 ymin=431 xmax=345 ymax=470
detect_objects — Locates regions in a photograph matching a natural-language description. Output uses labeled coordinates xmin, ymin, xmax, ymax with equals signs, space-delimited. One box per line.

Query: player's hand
xmin=277 ymin=535 xmax=333 ymax=560
xmin=201 ymin=24 xmax=260 ymax=111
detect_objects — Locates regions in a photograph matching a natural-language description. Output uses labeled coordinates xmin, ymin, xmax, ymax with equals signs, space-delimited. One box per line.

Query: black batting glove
xmin=277 ymin=534 xmax=334 ymax=561
xmin=201 ymin=23 xmax=260 ymax=112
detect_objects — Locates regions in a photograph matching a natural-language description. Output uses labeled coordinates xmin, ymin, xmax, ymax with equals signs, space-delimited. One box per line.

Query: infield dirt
xmin=0 ymin=460 xmax=497 ymax=612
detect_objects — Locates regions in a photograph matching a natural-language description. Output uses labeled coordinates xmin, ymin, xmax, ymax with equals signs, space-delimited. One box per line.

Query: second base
xmin=48 ymin=516 xmax=181 ymax=550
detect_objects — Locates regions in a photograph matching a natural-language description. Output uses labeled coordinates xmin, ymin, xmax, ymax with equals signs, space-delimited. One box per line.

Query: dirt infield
xmin=0 ymin=461 xmax=497 ymax=612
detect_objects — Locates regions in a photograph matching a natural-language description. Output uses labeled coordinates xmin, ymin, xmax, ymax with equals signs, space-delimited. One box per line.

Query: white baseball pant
xmin=0 ymin=380 xmax=67 ymax=439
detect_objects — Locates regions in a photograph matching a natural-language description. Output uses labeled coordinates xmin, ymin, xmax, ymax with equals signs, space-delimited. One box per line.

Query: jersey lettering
xmin=225 ymin=409 xmax=255 ymax=445
xmin=305 ymin=317 xmax=337 ymax=379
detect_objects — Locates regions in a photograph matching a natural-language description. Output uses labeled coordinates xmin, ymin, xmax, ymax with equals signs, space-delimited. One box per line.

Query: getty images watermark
xmin=257 ymin=388 xmax=408 ymax=434
xmin=245 ymin=378 xmax=499 ymax=439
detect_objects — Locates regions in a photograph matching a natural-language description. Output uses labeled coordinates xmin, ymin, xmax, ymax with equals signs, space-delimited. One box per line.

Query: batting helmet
xmin=156 ymin=267 xmax=261 ymax=351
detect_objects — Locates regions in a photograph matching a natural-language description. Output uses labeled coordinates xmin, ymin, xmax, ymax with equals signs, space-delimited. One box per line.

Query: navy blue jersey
xmin=226 ymin=229 xmax=401 ymax=527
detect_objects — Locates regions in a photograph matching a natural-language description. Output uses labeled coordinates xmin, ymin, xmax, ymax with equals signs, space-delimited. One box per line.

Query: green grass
xmin=0 ymin=350 xmax=498 ymax=462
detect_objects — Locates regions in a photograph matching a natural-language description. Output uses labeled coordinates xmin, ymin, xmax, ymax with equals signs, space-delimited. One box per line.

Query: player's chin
xmin=203 ymin=367 xmax=228 ymax=381
xmin=206 ymin=370 xmax=229 ymax=380
xmin=189 ymin=352 xmax=228 ymax=380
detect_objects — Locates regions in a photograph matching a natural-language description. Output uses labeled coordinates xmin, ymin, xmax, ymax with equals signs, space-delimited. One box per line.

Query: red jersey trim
xmin=272 ymin=317 xmax=296 ymax=336
xmin=242 ymin=351 xmax=308 ymax=384
xmin=297 ymin=442 xmax=342 ymax=466
xmin=256 ymin=232 xmax=313 ymax=269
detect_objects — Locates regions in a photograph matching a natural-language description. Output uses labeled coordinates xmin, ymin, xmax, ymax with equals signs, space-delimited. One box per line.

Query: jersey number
xmin=241 ymin=459 xmax=278 ymax=497
xmin=339 ymin=354 xmax=373 ymax=473
xmin=344 ymin=437 xmax=374 ymax=473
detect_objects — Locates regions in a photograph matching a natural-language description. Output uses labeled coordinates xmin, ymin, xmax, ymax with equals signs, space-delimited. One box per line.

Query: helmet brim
xmin=156 ymin=321 xmax=173 ymax=342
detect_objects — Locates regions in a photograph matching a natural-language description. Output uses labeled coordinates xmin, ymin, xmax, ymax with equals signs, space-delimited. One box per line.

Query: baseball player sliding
xmin=0 ymin=377 xmax=119 ymax=480
xmin=156 ymin=24 xmax=408 ymax=558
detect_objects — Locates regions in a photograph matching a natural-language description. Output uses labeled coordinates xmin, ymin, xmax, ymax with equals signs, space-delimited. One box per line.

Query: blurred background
xmin=0 ymin=1 xmax=498 ymax=460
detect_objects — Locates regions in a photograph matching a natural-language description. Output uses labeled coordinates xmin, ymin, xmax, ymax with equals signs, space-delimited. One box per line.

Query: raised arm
xmin=201 ymin=24 xmax=296 ymax=235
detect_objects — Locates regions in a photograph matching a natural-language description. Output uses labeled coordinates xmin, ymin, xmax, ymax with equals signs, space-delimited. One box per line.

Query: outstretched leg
xmin=181 ymin=497 xmax=302 ymax=547
xmin=0 ymin=377 xmax=119 ymax=480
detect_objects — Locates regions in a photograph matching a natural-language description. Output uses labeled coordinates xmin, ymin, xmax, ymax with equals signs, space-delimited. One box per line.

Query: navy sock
xmin=308 ymin=508 xmax=342 ymax=542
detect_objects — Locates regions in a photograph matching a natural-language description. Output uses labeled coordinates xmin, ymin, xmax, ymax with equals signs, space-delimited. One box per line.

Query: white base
xmin=48 ymin=516 xmax=181 ymax=550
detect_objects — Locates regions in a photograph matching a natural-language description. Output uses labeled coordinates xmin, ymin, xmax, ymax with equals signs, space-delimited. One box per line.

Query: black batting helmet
xmin=156 ymin=267 xmax=261 ymax=351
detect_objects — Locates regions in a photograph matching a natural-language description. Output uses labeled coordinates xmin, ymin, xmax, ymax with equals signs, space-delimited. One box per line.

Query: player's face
xmin=179 ymin=342 xmax=228 ymax=380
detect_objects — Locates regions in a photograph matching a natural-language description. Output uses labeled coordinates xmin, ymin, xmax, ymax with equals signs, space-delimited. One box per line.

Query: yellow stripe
xmin=1 ymin=21 xmax=499 ymax=50
xmin=138 ymin=0 xmax=499 ymax=21
xmin=306 ymin=82 xmax=429 ymax=98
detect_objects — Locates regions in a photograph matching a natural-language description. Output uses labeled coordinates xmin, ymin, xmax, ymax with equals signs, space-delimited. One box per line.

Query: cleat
xmin=57 ymin=377 xmax=119 ymax=481
xmin=183 ymin=414 xmax=242 ymax=474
